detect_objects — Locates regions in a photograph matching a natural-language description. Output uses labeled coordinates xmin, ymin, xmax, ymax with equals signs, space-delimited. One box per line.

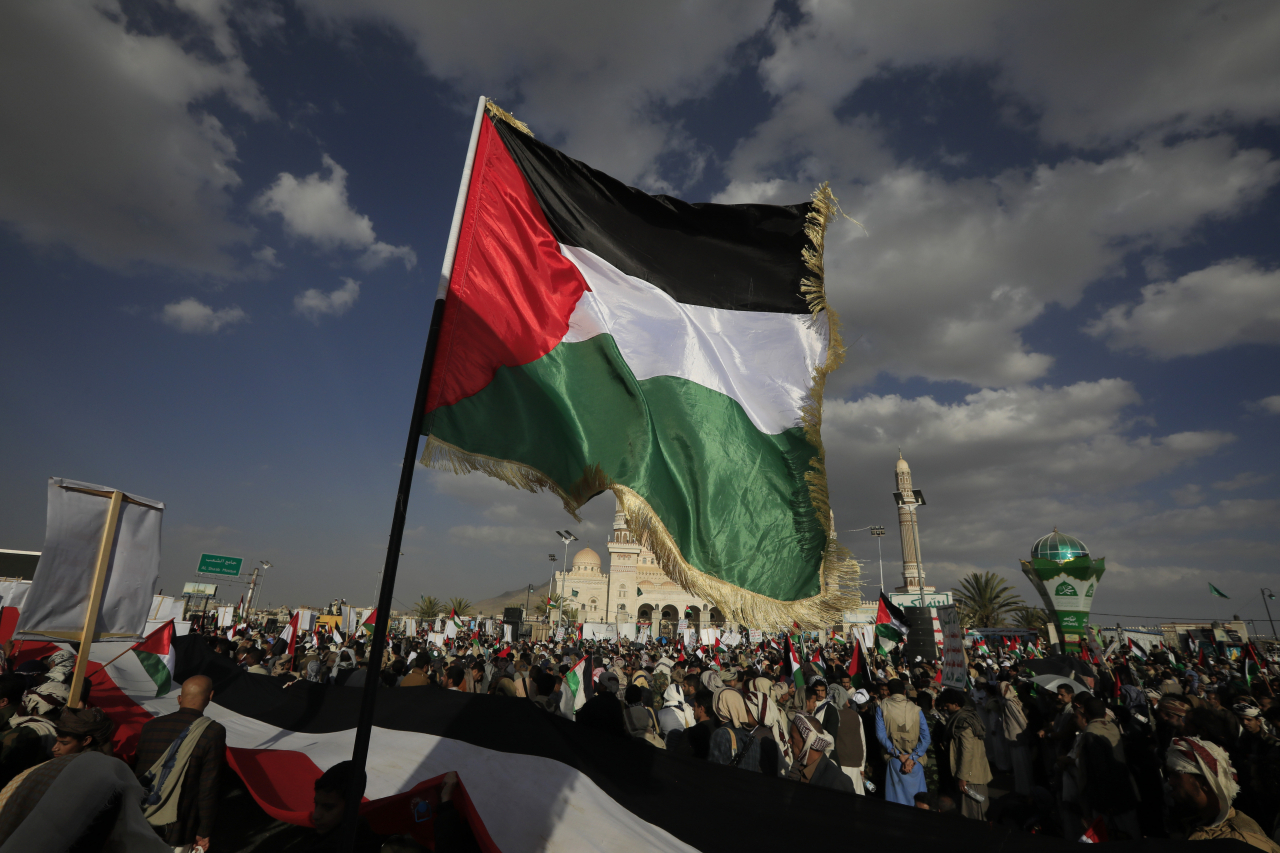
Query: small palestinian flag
xmin=846 ymin=637 xmax=871 ymax=689
xmin=547 ymin=596 xmax=554 ymax=607
xmin=279 ymin=611 xmax=301 ymax=656
xmin=782 ymin=636 xmax=805 ymax=692
xmin=560 ymin=656 xmax=589 ymax=717
xmin=810 ymin=649 xmax=826 ymax=676
xmin=874 ymin=592 xmax=910 ymax=652
xmin=132 ymin=619 xmax=176 ymax=697
xmin=421 ymin=101 xmax=854 ymax=629
xmin=1127 ymin=638 xmax=1147 ymax=661
xmin=361 ymin=609 xmax=378 ymax=634
xmin=1245 ymin=643 xmax=1263 ymax=687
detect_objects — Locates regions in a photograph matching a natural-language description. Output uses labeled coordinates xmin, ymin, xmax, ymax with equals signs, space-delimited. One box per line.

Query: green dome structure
xmin=1031 ymin=528 xmax=1089 ymax=564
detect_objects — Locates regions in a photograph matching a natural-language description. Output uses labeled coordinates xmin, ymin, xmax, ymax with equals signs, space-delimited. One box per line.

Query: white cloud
xmin=1086 ymin=259 xmax=1280 ymax=358
xmin=161 ymin=297 xmax=248 ymax=334
xmin=721 ymin=136 xmax=1279 ymax=387
xmin=760 ymin=2 xmax=1280 ymax=148
xmin=251 ymin=246 xmax=282 ymax=267
xmin=1254 ymin=395 xmax=1280 ymax=414
xmin=1212 ymin=472 xmax=1271 ymax=492
xmin=0 ymin=1 xmax=270 ymax=275
xmin=294 ymin=277 xmax=360 ymax=323
xmin=302 ymin=1 xmax=774 ymax=190
xmin=254 ymin=154 xmax=416 ymax=270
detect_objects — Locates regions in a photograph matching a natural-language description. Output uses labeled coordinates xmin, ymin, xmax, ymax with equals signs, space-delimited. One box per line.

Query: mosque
xmin=551 ymin=498 xmax=723 ymax=634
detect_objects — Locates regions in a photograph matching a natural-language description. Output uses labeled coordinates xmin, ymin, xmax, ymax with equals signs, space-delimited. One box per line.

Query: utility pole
xmin=246 ymin=566 xmax=260 ymax=614
xmin=1263 ymin=588 xmax=1277 ymax=642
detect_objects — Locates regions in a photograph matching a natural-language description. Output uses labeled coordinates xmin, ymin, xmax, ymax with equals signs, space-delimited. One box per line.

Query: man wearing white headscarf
xmin=786 ymin=714 xmax=852 ymax=792
xmin=744 ymin=689 xmax=788 ymax=775
xmin=1166 ymin=736 xmax=1280 ymax=850
xmin=657 ymin=681 xmax=694 ymax=738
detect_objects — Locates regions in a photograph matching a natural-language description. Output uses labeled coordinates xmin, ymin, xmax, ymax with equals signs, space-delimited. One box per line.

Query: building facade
xmin=552 ymin=499 xmax=723 ymax=633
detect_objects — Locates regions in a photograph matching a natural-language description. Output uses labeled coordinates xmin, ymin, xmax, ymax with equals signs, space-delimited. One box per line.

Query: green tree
xmin=952 ymin=571 xmax=1026 ymax=628
xmin=448 ymin=597 xmax=473 ymax=617
xmin=1011 ymin=606 xmax=1049 ymax=636
xmin=414 ymin=596 xmax=442 ymax=620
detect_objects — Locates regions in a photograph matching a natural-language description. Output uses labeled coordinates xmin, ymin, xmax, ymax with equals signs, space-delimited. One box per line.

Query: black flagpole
xmin=341 ymin=95 xmax=488 ymax=852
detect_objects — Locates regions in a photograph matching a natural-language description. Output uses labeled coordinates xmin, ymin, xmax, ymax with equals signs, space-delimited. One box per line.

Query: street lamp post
xmin=1262 ymin=588 xmax=1277 ymax=641
xmin=845 ymin=526 xmax=887 ymax=592
xmin=546 ymin=554 xmax=557 ymax=628
xmin=525 ymin=584 xmax=534 ymax=621
xmin=555 ymin=531 xmax=578 ymax=626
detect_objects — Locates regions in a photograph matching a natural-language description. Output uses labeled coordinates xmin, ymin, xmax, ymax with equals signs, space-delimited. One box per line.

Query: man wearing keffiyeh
xmin=786 ymin=713 xmax=852 ymax=792
xmin=1165 ymin=736 xmax=1280 ymax=850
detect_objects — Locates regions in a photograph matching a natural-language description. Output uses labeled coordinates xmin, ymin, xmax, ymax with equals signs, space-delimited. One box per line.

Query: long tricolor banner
xmin=421 ymin=102 xmax=856 ymax=629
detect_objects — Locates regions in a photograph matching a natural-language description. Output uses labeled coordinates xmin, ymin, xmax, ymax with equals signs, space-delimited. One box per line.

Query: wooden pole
xmin=68 ymin=489 xmax=124 ymax=708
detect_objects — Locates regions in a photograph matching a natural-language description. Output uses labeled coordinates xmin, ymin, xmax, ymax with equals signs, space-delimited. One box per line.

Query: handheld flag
xmin=420 ymin=101 xmax=857 ymax=629
xmin=560 ymin=656 xmax=589 ymax=716
xmin=874 ymin=592 xmax=910 ymax=652
xmin=361 ymin=609 xmax=378 ymax=634
xmin=782 ymin=636 xmax=805 ymax=693
xmin=280 ymin=611 xmax=301 ymax=657
xmin=1208 ymin=583 xmax=1230 ymax=599
xmin=846 ymin=637 xmax=870 ymax=690
xmin=1127 ymin=637 xmax=1147 ymax=661
xmin=131 ymin=620 xmax=176 ymax=697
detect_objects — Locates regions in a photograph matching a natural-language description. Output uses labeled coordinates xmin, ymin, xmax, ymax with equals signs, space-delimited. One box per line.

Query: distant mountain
xmin=473 ymin=580 xmax=553 ymax=616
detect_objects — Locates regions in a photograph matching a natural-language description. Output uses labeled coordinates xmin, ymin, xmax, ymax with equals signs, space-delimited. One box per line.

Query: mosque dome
xmin=1031 ymin=528 xmax=1089 ymax=563
xmin=896 ymin=452 xmax=910 ymax=471
xmin=571 ymin=547 xmax=602 ymax=570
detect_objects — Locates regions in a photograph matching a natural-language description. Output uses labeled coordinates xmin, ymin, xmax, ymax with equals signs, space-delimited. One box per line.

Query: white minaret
xmin=605 ymin=503 xmax=640 ymax=622
xmin=894 ymin=451 xmax=934 ymax=596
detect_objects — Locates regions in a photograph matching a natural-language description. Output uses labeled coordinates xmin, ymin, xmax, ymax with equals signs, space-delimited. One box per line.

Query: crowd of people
xmin=0 ymin=620 xmax=1274 ymax=851
xmin=223 ymin=618 xmax=1280 ymax=849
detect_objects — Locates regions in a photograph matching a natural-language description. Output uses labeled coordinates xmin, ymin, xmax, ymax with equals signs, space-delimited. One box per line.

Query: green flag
xmin=571 ymin=589 xmax=579 ymax=597
xmin=636 ymin=586 xmax=643 ymax=597
xmin=1208 ymin=583 xmax=1230 ymax=599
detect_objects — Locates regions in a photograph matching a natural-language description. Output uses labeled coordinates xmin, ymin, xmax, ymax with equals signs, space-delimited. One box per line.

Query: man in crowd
xmin=1166 ymin=735 xmax=1280 ymax=850
xmin=938 ymin=687 xmax=992 ymax=820
xmin=875 ymin=678 xmax=930 ymax=806
xmin=786 ymin=713 xmax=853 ymax=792
xmin=133 ymin=675 xmax=227 ymax=852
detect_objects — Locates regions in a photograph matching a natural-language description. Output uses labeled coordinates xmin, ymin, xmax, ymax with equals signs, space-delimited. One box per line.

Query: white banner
xmin=581 ymin=623 xmax=619 ymax=641
xmin=428 ymin=632 xmax=444 ymax=647
xmin=402 ymin=618 xmax=417 ymax=636
xmin=749 ymin=629 xmax=762 ymax=645
xmin=699 ymin=627 xmax=719 ymax=646
xmin=0 ymin=580 xmax=31 ymax=612
xmin=677 ymin=618 xmax=688 ymax=631
xmin=938 ymin=605 xmax=967 ymax=690
xmin=683 ymin=629 xmax=696 ymax=649
xmin=18 ymin=478 xmax=164 ymax=643
xmin=555 ymin=627 xmax=566 ymax=641
xmin=216 ymin=605 xmax=235 ymax=628
xmin=503 ymin=624 xmax=513 ymax=642
xmin=722 ymin=630 xmax=742 ymax=647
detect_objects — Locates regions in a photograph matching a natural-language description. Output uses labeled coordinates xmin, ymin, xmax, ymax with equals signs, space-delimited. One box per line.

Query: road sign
xmin=197 ymin=554 xmax=243 ymax=577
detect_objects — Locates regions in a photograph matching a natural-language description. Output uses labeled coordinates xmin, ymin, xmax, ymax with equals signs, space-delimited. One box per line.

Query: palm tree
xmin=448 ymin=597 xmax=473 ymax=617
xmin=1011 ymin=606 xmax=1049 ymax=635
xmin=952 ymin=571 xmax=1026 ymax=628
xmin=414 ymin=596 xmax=442 ymax=620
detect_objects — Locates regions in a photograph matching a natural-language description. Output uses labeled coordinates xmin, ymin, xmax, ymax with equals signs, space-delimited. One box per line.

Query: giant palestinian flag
xmin=422 ymin=103 xmax=856 ymax=628
xmin=12 ymin=636 xmax=1083 ymax=853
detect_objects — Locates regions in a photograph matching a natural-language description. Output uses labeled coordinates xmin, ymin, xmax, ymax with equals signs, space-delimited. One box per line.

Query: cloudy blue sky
xmin=2 ymin=1 xmax=1277 ymax=630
